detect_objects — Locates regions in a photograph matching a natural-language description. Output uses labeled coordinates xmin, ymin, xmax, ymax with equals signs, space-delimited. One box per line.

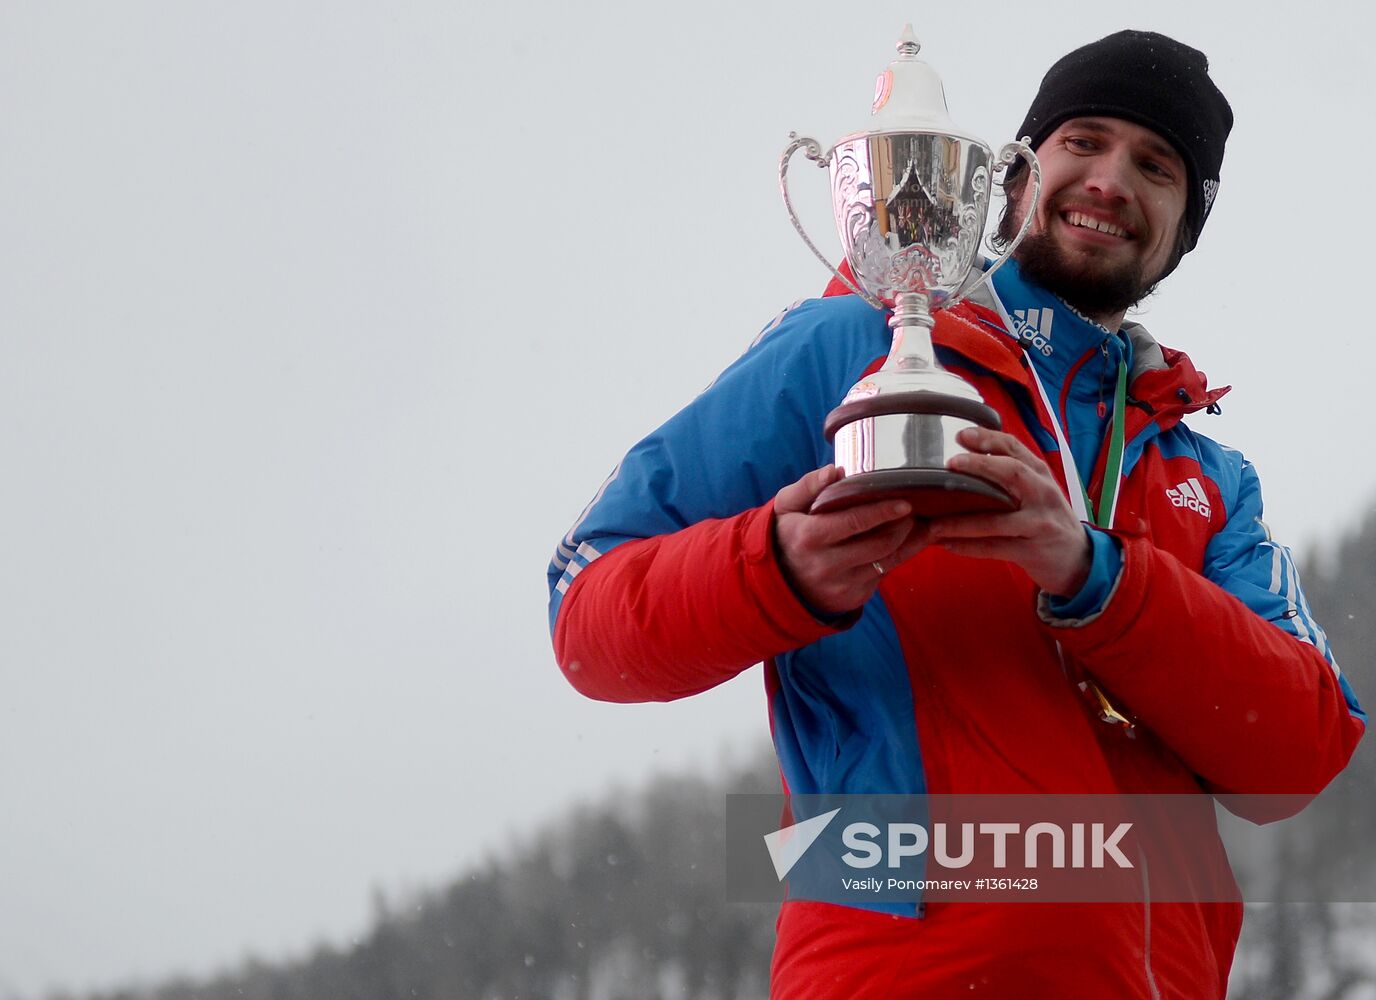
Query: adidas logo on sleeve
xmin=1165 ymin=478 xmax=1212 ymax=518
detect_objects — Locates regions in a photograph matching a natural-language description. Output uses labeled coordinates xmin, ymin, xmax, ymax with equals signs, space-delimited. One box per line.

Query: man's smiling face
xmin=1004 ymin=116 xmax=1190 ymax=324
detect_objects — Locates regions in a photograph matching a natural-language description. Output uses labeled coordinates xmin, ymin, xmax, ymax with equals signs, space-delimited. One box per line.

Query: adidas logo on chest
xmin=1011 ymin=308 xmax=1054 ymax=356
xmin=1165 ymin=478 xmax=1212 ymax=519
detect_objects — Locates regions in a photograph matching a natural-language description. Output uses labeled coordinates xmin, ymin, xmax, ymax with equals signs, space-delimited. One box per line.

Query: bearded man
xmin=547 ymin=30 xmax=1364 ymax=999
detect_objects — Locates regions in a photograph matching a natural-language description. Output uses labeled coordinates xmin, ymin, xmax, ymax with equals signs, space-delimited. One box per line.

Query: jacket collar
xmin=822 ymin=258 xmax=1230 ymax=434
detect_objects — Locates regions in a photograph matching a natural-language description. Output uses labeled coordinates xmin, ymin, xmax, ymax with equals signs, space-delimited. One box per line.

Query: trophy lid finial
xmin=866 ymin=24 xmax=979 ymax=144
xmin=897 ymin=24 xmax=921 ymax=58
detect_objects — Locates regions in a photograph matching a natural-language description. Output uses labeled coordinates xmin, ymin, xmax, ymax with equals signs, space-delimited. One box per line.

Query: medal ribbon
xmin=1085 ymin=358 xmax=1128 ymax=529
xmin=1026 ymin=356 xmax=1134 ymax=728
xmin=985 ymin=275 xmax=1134 ymax=729
xmin=1084 ymin=359 xmax=1132 ymax=727
xmin=1015 ymin=338 xmax=1135 ymax=729
xmin=1022 ymin=356 xmax=1127 ymax=530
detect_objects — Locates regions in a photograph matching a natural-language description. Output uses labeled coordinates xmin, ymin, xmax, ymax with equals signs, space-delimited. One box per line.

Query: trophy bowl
xmin=831 ymin=131 xmax=992 ymax=310
xmin=780 ymin=26 xmax=1041 ymax=516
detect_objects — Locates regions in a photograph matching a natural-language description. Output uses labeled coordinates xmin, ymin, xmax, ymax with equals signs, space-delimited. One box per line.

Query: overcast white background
xmin=3 ymin=1 xmax=1373 ymax=996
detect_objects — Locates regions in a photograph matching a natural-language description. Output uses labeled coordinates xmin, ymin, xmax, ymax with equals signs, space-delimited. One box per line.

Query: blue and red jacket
xmin=546 ymin=261 xmax=1364 ymax=999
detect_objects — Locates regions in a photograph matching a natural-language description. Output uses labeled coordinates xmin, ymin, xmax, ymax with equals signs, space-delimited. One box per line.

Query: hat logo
xmin=1202 ymin=178 xmax=1220 ymax=216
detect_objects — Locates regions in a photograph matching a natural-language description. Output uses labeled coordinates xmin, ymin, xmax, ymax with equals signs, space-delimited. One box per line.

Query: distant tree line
xmin=1226 ymin=509 xmax=1376 ymax=999
xmin=43 ymin=756 xmax=780 ymax=1000
xmin=42 ymin=512 xmax=1376 ymax=1000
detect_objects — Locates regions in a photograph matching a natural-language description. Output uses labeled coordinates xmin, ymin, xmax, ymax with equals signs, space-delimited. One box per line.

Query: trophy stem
xmin=811 ymin=287 xmax=1016 ymax=518
xmin=883 ymin=291 xmax=937 ymax=372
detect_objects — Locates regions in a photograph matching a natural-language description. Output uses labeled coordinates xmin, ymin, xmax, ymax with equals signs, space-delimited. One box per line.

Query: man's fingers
xmin=828 ymin=516 xmax=916 ymax=567
xmin=774 ymin=465 xmax=843 ymax=515
xmin=932 ymin=537 xmax=1023 ymax=562
xmin=774 ymin=467 xmax=918 ymax=540
xmin=926 ymin=511 xmax=1032 ymax=541
xmin=893 ymin=521 xmax=933 ymax=564
xmin=956 ymin=427 xmax=1043 ymax=470
xmin=947 ymin=452 xmax=1041 ymax=501
xmin=800 ymin=517 xmax=918 ymax=609
xmin=812 ymin=497 xmax=913 ymax=544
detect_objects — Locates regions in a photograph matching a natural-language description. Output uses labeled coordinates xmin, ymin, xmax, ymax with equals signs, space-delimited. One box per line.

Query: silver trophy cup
xmin=781 ymin=26 xmax=1042 ymax=515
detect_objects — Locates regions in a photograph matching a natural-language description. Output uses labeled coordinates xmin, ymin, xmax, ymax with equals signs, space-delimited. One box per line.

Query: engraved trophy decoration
xmin=781 ymin=25 xmax=1042 ymax=515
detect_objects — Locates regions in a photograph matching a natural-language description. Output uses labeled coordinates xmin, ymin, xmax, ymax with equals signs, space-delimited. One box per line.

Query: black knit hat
xmin=1015 ymin=30 xmax=1233 ymax=253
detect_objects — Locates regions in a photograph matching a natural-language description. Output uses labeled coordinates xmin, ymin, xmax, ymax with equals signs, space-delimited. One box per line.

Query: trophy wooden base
xmin=809 ymin=468 xmax=1017 ymax=518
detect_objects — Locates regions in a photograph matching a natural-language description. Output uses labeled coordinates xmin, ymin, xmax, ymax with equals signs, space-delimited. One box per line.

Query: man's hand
xmin=925 ymin=426 xmax=1092 ymax=596
xmin=773 ymin=466 xmax=927 ymax=616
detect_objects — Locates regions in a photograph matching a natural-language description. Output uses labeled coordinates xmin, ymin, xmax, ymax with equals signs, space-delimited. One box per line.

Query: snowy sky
xmin=3 ymin=1 xmax=1373 ymax=995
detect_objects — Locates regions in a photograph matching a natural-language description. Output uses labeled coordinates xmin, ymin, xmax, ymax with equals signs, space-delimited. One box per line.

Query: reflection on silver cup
xmin=833 ymin=131 xmax=990 ymax=309
xmin=780 ymin=25 xmax=1042 ymax=515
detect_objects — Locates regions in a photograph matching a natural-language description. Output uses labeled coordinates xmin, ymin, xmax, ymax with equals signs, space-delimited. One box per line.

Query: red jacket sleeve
xmin=553 ymin=500 xmax=847 ymax=702
xmin=1042 ymin=532 xmax=1364 ymax=805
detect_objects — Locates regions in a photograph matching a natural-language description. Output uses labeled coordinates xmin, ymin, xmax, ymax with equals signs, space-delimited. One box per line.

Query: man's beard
xmin=997 ymin=196 xmax=1159 ymax=320
xmin=1010 ymin=226 xmax=1152 ymax=321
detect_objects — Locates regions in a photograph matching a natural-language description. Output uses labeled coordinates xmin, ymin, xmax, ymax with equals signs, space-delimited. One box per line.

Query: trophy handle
xmin=780 ymin=132 xmax=884 ymax=309
xmin=950 ymin=137 xmax=1042 ymax=308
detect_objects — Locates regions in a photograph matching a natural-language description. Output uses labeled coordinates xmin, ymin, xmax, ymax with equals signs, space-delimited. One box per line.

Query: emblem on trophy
xmin=781 ymin=25 xmax=1043 ymax=516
